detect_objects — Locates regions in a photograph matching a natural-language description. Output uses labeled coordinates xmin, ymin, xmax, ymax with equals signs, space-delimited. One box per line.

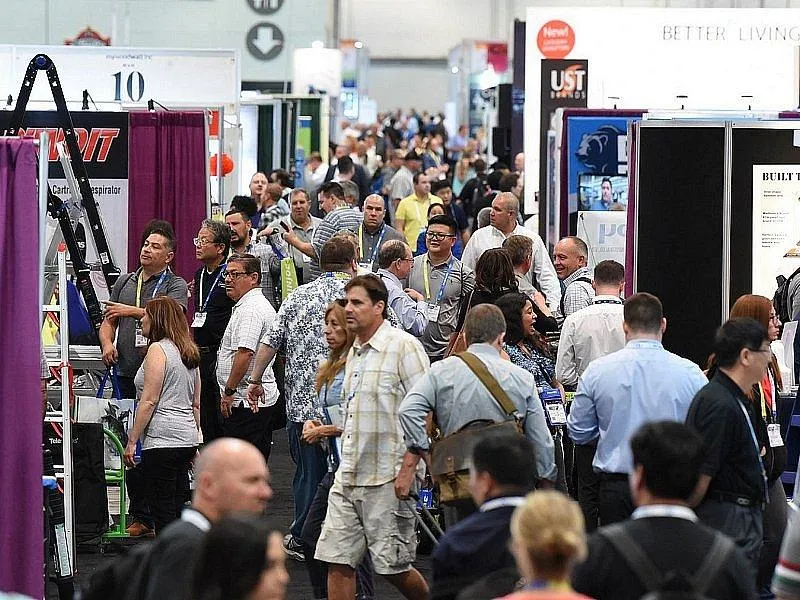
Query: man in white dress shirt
xmin=461 ymin=192 xmax=560 ymax=310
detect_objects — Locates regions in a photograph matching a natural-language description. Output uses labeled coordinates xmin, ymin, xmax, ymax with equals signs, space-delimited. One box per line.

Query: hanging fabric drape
xmin=0 ymin=137 xmax=44 ymax=599
xmin=127 ymin=111 xmax=208 ymax=282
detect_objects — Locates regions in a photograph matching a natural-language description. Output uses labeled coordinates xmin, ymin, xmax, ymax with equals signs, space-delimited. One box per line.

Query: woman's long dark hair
xmin=496 ymin=292 xmax=551 ymax=357
xmin=475 ymin=248 xmax=518 ymax=295
xmin=192 ymin=515 xmax=276 ymax=600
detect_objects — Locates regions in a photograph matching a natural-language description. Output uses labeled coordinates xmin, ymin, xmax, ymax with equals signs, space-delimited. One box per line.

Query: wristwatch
xmin=223 ymin=386 xmax=236 ymax=397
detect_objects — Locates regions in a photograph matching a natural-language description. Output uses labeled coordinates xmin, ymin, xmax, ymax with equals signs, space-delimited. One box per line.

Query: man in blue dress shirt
xmin=567 ymin=292 xmax=708 ymax=526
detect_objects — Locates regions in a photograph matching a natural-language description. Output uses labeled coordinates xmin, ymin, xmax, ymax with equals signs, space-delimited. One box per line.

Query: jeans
xmin=299 ymin=471 xmax=376 ymax=600
xmin=140 ymin=446 xmax=196 ymax=534
xmin=287 ymin=420 xmax=328 ymax=538
xmin=118 ymin=375 xmax=152 ymax=526
xmin=198 ymin=348 xmax=224 ymax=443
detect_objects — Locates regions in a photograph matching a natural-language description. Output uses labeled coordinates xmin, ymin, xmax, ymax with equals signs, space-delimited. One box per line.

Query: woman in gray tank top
xmin=124 ymin=296 xmax=201 ymax=534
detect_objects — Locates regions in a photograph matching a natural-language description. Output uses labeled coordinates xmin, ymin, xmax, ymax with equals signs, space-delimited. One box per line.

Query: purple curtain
xmin=127 ymin=112 xmax=208 ymax=282
xmin=0 ymin=138 xmax=43 ymax=598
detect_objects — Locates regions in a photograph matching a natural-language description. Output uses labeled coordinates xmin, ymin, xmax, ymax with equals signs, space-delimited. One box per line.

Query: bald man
xmin=461 ymin=191 xmax=560 ymax=309
xmin=553 ymin=236 xmax=594 ymax=319
xmin=141 ymin=438 xmax=273 ymax=600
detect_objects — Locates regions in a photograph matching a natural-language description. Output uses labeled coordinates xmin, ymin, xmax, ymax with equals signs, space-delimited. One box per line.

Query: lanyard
xmin=736 ymin=397 xmax=769 ymax=501
xmin=479 ymin=496 xmax=525 ymax=512
xmin=422 ymin=256 xmax=454 ymax=303
xmin=135 ymin=269 xmax=168 ymax=308
xmin=759 ymin=377 xmax=777 ymax=422
xmin=594 ymin=299 xmax=623 ymax=305
xmin=324 ymin=272 xmax=350 ymax=281
xmin=359 ymin=223 xmax=386 ymax=264
xmin=265 ymin=237 xmax=285 ymax=260
xmin=198 ymin=265 xmax=226 ymax=313
xmin=524 ymin=581 xmax=573 ymax=592
xmin=414 ymin=197 xmax=426 ymax=224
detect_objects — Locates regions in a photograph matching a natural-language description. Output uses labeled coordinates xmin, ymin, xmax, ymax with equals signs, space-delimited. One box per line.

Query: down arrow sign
xmin=246 ymin=22 xmax=284 ymax=61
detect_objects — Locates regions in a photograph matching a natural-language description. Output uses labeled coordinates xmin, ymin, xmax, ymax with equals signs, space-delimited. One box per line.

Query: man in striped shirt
xmin=315 ymin=275 xmax=430 ymax=600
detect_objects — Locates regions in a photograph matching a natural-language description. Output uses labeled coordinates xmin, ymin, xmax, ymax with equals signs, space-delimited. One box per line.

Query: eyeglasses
xmin=193 ymin=237 xmax=217 ymax=247
xmin=396 ymin=257 xmax=415 ymax=264
xmin=748 ymin=346 xmax=772 ymax=354
xmin=426 ymin=232 xmax=455 ymax=241
xmin=770 ymin=314 xmax=781 ymax=323
xmin=224 ymin=271 xmax=251 ymax=280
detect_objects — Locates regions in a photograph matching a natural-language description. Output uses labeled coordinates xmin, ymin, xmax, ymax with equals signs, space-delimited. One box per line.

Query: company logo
xmin=550 ymin=64 xmax=586 ymax=100
xmin=575 ymin=125 xmax=625 ymax=172
xmin=15 ymin=128 xmax=121 ymax=162
xmin=537 ymin=20 xmax=575 ymax=58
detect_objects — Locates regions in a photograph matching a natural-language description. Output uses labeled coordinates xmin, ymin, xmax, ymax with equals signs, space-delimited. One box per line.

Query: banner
xmin=0 ymin=110 xmax=129 ymax=297
xmin=576 ymin=210 xmax=626 ymax=269
xmin=752 ymin=165 xmax=800 ymax=298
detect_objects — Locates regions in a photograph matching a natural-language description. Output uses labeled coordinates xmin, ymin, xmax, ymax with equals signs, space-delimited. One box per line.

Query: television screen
xmin=578 ymin=173 xmax=628 ymax=211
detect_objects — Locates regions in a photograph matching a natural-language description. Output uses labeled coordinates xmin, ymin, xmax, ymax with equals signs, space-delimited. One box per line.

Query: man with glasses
xmin=461 ymin=192 xmax=560 ymax=311
xmin=686 ymin=317 xmax=774 ymax=580
xmin=351 ymin=194 xmax=404 ymax=273
xmin=377 ymin=239 xmax=428 ymax=336
xmin=216 ymin=253 xmax=279 ymax=464
xmin=407 ymin=214 xmax=475 ymax=362
xmin=191 ymin=220 xmax=234 ymax=443
xmin=567 ymin=292 xmax=707 ymax=526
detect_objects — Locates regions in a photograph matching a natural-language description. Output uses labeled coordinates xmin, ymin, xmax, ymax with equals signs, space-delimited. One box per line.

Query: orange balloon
xmin=209 ymin=153 xmax=234 ymax=176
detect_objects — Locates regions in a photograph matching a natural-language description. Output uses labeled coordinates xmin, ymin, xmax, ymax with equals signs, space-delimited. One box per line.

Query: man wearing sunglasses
xmin=407 ymin=214 xmax=475 ymax=362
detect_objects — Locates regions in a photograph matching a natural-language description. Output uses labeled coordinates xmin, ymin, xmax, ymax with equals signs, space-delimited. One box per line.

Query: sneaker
xmin=283 ymin=534 xmax=305 ymax=561
xmin=126 ymin=521 xmax=155 ymax=538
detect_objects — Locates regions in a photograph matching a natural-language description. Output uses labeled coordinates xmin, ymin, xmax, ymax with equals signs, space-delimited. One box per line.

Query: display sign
xmin=1 ymin=45 xmax=239 ymax=108
xmin=246 ymin=23 xmax=284 ymax=61
xmin=524 ymin=8 xmax=800 ymax=205
xmin=752 ymin=165 xmax=800 ymax=299
xmin=0 ymin=110 xmax=129 ymax=287
xmin=576 ymin=210 xmax=627 ymax=269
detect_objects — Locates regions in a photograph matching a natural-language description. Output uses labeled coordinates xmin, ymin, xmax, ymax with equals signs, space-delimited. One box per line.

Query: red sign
xmin=537 ymin=20 xmax=575 ymax=58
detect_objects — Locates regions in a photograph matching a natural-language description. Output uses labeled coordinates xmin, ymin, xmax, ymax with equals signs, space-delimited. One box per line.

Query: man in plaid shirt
xmin=315 ymin=275 xmax=430 ymax=600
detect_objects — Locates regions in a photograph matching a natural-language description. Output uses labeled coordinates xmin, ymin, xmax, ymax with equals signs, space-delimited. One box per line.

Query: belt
xmin=705 ymin=490 xmax=758 ymax=507
xmin=598 ymin=472 xmax=629 ymax=482
xmin=199 ymin=345 xmax=219 ymax=354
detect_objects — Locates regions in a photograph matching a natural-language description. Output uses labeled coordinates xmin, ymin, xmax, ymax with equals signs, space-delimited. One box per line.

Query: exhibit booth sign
xmin=524 ymin=7 xmax=800 ymax=214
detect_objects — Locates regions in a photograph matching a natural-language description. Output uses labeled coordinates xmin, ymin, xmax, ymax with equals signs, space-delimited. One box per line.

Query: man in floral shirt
xmin=247 ymin=236 xmax=358 ymax=560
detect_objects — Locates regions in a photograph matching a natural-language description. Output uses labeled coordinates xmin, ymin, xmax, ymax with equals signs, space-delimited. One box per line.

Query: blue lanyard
xmin=361 ymin=224 xmax=386 ymax=265
xmin=266 ymin=237 xmax=285 ymax=260
xmin=423 ymin=257 xmax=455 ymax=303
xmin=198 ymin=265 xmax=226 ymax=312
xmin=737 ymin=397 xmax=769 ymax=501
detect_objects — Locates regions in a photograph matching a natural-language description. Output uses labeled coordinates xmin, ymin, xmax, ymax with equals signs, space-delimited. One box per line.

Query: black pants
xmin=222 ymin=404 xmax=274 ymax=465
xmin=118 ymin=375 xmax=152 ymax=526
xmin=574 ymin=443 xmax=600 ymax=532
xmin=140 ymin=446 xmax=196 ymax=534
xmin=598 ymin=476 xmax=634 ymax=526
xmin=198 ymin=348 xmax=224 ymax=443
xmin=299 ymin=471 xmax=375 ymax=600
xmin=758 ymin=479 xmax=789 ymax=593
xmin=697 ymin=497 xmax=764 ymax=582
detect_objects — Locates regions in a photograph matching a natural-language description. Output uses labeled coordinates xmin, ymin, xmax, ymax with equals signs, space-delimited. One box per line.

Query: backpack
xmin=598 ymin=523 xmax=735 ymax=600
xmin=773 ymin=265 xmax=800 ymax=324
xmin=559 ymin=277 xmax=593 ymax=318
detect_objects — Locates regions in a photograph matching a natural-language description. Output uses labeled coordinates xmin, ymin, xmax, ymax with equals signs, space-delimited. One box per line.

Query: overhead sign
xmin=247 ymin=0 xmax=284 ymax=15
xmin=246 ymin=23 xmax=284 ymax=61
xmin=1 ymin=45 xmax=239 ymax=108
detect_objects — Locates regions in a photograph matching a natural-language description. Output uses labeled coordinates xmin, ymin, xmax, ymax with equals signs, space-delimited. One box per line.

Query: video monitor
xmin=578 ymin=173 xmax=628 ymax=211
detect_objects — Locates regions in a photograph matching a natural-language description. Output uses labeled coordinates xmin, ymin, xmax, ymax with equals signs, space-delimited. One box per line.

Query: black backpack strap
xmin=690 ymin=531 xmax=735 ymax=595
xmin=597 ymin=524 xmax=663 ymax=592
xmin=559 ymin=276 xmax=593 ymax=317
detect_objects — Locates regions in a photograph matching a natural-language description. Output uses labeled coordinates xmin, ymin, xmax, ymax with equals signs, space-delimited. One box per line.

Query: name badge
xmin=135 ymin=325 xmax=148 ymax=348
xmin=191 ymin=312 xmax=207 ymax=328
xmin=768 ymin=423 xmax=784 ymax=448
xmin=358 ymin=262 xmax=373 ymax=272
xmin=540 ymin=386 xmax=567 ymax=427
xmin=425 ymin=302 xmax=440 ymax=321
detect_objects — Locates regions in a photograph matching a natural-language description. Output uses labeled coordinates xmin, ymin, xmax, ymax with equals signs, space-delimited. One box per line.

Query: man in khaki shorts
xmin=315 ymin=275 xmax=430 ymax=600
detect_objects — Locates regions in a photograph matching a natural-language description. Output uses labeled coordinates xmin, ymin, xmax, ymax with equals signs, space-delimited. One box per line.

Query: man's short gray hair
xmin=200 ymin=219 xmax=232 ymax=255
xmin=464 ymin=304 xmax=506 ymax=345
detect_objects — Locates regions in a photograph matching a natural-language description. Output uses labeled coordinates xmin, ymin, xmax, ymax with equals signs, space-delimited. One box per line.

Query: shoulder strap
xmin=456 ymin=352 xmax=518 ymax=417
xmin=559 ymin=276 xmax=593 ymax=316
xmin=597 ymin=524 xmax=663 ymax=592
xmin=691 ymin=531 xmax=735 ymax=594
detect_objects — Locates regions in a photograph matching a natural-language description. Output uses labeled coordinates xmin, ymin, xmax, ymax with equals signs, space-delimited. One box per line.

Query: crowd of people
xmin=81 ymin=121 xmax=800 ymax=600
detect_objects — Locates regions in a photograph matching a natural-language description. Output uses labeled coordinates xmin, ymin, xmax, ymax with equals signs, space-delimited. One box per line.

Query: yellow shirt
xmin=395 ymin=193 xmax=443 ymax=246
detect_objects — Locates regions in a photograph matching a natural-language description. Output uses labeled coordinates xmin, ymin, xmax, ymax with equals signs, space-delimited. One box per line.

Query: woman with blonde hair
xmin=123 ymin=295 xmax=201 ymax=534
xmin=500 ymin=491 xmax=592 ymax=599
xmin=297 ymin=302 xmax=374 ymax=599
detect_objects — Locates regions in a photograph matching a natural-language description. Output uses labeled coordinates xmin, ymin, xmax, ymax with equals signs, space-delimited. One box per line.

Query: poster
xmin=0 ymin=111 xmax=129 ymax=297
xmin=576 ymin=210 xmax=626 ymax=269
xmin=752 ymin=165 xmax=800 ymax=299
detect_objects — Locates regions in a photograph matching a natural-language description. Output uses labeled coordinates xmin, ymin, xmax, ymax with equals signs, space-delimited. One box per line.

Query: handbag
xmin=444 ymin=285 xmax=474 ymax=358
xmin=429 ymin=352 xmax=523 ymax=504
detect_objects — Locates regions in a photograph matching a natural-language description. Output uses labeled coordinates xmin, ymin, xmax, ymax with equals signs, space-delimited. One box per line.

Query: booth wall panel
xmin=635 ymin=126 xmax=725 ymax=366
xmin=730 ymin=128 xmax=800 ymax=304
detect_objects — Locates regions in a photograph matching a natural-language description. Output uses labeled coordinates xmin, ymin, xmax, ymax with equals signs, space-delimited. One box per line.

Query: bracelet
xmin=247 ymin=378 xmax=263 ymax=385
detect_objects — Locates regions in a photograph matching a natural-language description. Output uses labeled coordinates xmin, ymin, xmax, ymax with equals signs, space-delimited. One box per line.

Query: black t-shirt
xmin=191 ymin=263 xmax=235 ymax=347
xmin=685 ymin=370 xmax=765 ymax=502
